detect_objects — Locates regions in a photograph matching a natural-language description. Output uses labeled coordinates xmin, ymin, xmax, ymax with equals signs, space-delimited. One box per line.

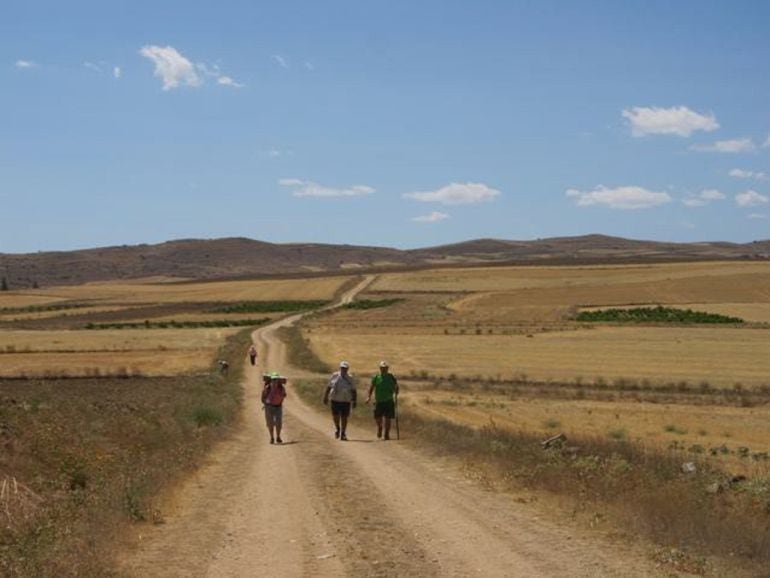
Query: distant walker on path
xmin=248 ymin=344 xmax=258 ymax=366
xmin=367 ymin=361 xmax=399 ymax=440
xmin=323 ymin=361 xmax=357 ymax=441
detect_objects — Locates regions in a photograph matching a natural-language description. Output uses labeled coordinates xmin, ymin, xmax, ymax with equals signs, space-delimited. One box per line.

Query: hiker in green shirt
xmin=366 ymin=361 xmax=399 ymax=440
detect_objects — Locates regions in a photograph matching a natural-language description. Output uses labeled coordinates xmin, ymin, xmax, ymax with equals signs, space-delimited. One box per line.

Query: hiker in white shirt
xmin=323 ymin=361 xmax=357 ymax=441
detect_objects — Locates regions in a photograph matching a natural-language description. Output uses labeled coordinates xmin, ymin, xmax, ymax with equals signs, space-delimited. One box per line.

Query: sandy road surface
xmin=119 ymin=277 xmax=664 ymax=577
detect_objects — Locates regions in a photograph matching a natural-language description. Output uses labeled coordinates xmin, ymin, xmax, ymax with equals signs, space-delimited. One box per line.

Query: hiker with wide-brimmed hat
xmin=323 ymin=361 xmax=356 ymax=441
xmin=262 ymin=372 xmax=287 ymax=444
xmin=366 ymin=361 xmax=399 ymax=440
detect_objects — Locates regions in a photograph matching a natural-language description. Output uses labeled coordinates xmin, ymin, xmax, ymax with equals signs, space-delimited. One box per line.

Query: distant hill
xmin=1 ymin=235 xmax=769 ymax=288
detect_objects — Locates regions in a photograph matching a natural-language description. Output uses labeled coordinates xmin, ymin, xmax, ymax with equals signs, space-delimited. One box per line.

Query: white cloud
xmin=272 ymin=54 xmax=289 ymax=68
xmin=691 ymin=138 xmax=756 ymax=153
xmin=682 ymin=189 xmax=726 ymax=207
xmin=140 ymin=45 xmax=201 ymax=90
xmin=113 ymin=66 xmax=121 ymax=79
xmin=748 ymin=213 xmax=768 ymax=220
xmin=304 ymin=61 xmax=314 ymax=71
xmin=279 ymin=178 xmax=375 ymax=197
xmin=268 ymin=149 xmax=281 ymax=158
xmin=403 ymin=182 xmax=500 ymax=205
xmin=729 ymin=168 xmax=767 ymax=180
xmin=217 ymin=75 xmax=243 ymax=88
xmin=735 ymin=190 xmax=769 ymax=207
xmin=84 ymin=61 xmax=102 ymax=73
xmin=764 ymin=135 xmax=770 ymax=148
xmin=622 ymin=106 xmax=718 ymax=137
xmin=566 ymin=185 xmax=672 ymax=210
xmin=412 ymin=211 xmax=450 ymax=223
xmin=15 ymin=59 xmax=36 ymax=68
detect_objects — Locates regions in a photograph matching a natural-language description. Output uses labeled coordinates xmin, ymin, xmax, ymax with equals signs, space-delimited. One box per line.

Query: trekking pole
xmin=395 ymin=394 xmax=400 ymax=440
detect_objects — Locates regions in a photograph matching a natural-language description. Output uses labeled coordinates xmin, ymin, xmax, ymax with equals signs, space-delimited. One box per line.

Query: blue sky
xmin=2 ymin=0 xmax=769 ymax=253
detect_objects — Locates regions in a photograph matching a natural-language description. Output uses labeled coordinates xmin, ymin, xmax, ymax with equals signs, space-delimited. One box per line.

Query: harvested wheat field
xmin=0 ymin=328 xmax=241 ymax=377
xmin=306 ymin=325 xmax=770 ymax=388
xmin=3 ymin=275 xmax=352 ymax=305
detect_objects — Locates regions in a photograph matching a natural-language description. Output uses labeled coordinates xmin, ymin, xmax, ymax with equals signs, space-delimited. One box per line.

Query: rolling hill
xmin=1 ymin=235 xmax=769 ymax=288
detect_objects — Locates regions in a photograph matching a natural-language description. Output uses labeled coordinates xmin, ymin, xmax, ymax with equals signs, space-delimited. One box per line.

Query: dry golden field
xmin=306 ymin=326 xmax=770 ymax=388
xmin=406 ymin=388 xmax=770 ymax=471
xmin=303 ymin=261 xmax=770 ymax=476
xmin=307 ymin=261 xmax=770 ymax=388
xmin=0 ymin=275 xmax=350 ymax=307
xmin=0 ymin=275 xmax=355 ymax=377
xmin=0 ymin=328 xmax=240 ymax=377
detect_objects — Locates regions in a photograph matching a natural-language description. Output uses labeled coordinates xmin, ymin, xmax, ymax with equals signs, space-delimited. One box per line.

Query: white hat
xmin=339 ymin=360 xmax=350 ymax=368
xmin=379 ymin=361 xmax=388 ymax=368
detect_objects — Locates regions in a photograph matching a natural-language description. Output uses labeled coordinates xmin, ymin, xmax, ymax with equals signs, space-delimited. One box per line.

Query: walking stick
xmin=395 ymin=393 xmax=400 ymax=440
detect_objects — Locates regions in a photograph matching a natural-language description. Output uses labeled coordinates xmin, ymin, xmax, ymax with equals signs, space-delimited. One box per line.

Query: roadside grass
xmin=276 ymin=323 xmax=333 ymax=374
xmin=0 ymin=328 xmax=252 ymax=576
xmin=404 ymin=410 xmax=770 ymax=571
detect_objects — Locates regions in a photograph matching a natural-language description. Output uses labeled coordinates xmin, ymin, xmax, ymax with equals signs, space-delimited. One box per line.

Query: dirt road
xmin=119 ymin=277 xmax=664 ymax=577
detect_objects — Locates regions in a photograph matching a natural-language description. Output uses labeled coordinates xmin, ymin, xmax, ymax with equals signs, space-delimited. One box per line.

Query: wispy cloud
xmin=279 ymin=178 xmax=375 ymax=198
xmin=566 ymin=185 xmax=672 ymax=209
xmin=272 ymin=54 xmax=289 ymax=68
xmin=403 ymin=182 xmax=500 ymax=205
xmin=83 ymin=61 xmax=102 ymax=73
xmin=217 ymin=75 xmax=243 ymax=88
xmin=113 ymin=66 xmax=121 ymax=79
xmin=729 ymin=168 xmax=767 ymax=180
xmin=304 ymin=61 xmax=315 ymax=71
xmin=15 ymin=59 xmax=36 ymax=69
xmin=140 ymin=45 xmax=202 ymax=90
xmin=748 ymin=213 xmax=768 ymax=220
xmin=735 ymin=190 xmax=769 ymax=207
xmin=691 ymin=138 xmax=756 ymax=153
xmin=682 ymin=189 xmax=726 ymax=207
xmin=622 ymin=106 xmax=718 ymax=137
xmin=139 ymin=45 xmax=242 ymax=90
xmin=412 ymin=211 xmax=450 ymax=223
xmin=764 ymin=134 xmax=770 ymax=148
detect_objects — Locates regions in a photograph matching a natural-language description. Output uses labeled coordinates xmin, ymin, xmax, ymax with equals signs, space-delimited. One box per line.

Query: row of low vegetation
xmin=404 ymin=371 xmax=770 ymax=405
xmin=83 ymin=318 xmax=270 ymax=330
xmin=0 ymin=302 xmax=90 ymax=314
xmin=575 ymin=305 xmax=744 ymax=324
xmin=208 ymin=300 xmax=329 ymax=314
xmin=0 ymin=329 xmax=252 ymax=576
xmin=343 ymin=298 xmax=404 ymax=310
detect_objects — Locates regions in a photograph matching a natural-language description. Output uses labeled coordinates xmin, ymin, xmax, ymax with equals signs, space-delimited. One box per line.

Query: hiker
xmin=366 ymin=361 xmax=399 ymax=440
xmin=248 ymin=344 xmax=258 ymax=366
xmin=323 ymin=361 xmax=356 ymax=441
xmin=262 ymin=372 xmax=287 ymax=444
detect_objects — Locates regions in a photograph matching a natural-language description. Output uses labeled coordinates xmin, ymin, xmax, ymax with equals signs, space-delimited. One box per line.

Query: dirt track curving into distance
xmin=119 ymin=276 xmax=665 ymax=577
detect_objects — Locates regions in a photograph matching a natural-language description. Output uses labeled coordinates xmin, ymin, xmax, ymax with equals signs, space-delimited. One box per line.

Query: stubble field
xmin=303 ymin=261 xmax=770 ymax=465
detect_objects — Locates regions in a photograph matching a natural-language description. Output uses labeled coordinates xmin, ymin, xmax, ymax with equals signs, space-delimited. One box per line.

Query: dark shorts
xmin=264 ymin=404 xmax=283 ymax=427
xmin=331 ymin=401 xmax=351 ymax=418
xmin=374 ymin=400 xmax=395 ymax=419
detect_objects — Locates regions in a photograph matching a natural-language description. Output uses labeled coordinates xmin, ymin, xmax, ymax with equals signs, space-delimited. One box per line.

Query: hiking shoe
xmin=340 ymin=432 xmax=348 ymax=441
xmin=334 ymin=429 xmax=340 ymax=439
xmin=276 ymin=437 xmax=283 ymax=444
xmin=377 ymin=426 xmax=382 ymax=438
xmin=384 ymin=432 xmax=390 ymax=440
xmin=270 ymin=437 xmax=275 ymax=444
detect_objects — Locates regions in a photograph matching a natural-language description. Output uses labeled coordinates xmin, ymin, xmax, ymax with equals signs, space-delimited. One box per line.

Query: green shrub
xmin=209 ymin=300 xmax=329 ymax=314
xmin=575 ymin=306 xmax=743 ymax=324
